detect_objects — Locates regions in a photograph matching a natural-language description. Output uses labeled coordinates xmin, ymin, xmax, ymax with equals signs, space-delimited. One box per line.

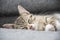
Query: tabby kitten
xmin=13 ymin=5 xmax=57 ymax=31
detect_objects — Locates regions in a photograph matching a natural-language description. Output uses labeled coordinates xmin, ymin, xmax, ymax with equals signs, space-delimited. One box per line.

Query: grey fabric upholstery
xmin=0 ymin=0 xmax=60 ymax=16
xmin=0 ymin=28 xmax=60 ymax=40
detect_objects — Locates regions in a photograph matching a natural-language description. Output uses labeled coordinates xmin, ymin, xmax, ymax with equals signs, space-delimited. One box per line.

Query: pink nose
xmin=29 ymin=25 xmax=35 ymax=30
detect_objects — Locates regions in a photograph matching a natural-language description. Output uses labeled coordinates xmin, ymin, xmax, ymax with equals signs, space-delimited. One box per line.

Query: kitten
xmin=3 ymin=5 xmax=59 ymax=31
xmin=13 ymin=5 xmax=57 ymax=31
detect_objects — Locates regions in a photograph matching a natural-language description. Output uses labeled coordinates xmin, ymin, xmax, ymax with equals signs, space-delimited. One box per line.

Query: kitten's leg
xmin=2 ymin=24 xmax=14 ymax=29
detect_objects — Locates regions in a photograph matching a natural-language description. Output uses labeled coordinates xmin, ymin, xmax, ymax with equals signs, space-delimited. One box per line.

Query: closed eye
xmin=28 ymin=19 xmax=32 ymax=24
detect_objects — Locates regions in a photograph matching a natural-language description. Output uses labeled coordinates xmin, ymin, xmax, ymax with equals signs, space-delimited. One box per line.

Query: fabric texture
xmin=0 ymin=28 xmax=60 ymax=40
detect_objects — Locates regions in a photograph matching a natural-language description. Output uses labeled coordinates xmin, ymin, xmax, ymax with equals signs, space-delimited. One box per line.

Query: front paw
xmin=2 ymin=24 xmax=14 ymax=29
xmin=45 ymin=24 xmax=55 ymax=31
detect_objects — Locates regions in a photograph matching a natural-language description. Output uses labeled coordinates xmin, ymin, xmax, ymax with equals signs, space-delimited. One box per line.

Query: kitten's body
xmin=13 ymin=5 xmax=57 ymax=31
xmin=14 ymin=13 xmax=56 ymax=31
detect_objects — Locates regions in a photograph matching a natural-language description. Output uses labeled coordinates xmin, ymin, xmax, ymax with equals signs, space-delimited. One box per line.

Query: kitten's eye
xmin=28 ymin=15 xmax=32 ymax=24
xmin=28 ymin=19 xmax=31 ymax=24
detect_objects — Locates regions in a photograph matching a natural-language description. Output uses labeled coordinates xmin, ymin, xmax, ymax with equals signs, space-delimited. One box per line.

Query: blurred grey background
xmin=0 ymin=0 xmax=60 ymax=16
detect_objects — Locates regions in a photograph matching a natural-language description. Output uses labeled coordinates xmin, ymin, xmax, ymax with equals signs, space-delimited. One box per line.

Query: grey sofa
xmin=0 ymin=0 xmax=60 ymax=16
xmin=0 ymin=28 xmax=60 ymax=40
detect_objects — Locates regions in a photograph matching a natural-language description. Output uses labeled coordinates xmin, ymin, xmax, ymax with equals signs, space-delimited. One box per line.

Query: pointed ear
xmin=18 ymin=5 xmax=30 ymax=15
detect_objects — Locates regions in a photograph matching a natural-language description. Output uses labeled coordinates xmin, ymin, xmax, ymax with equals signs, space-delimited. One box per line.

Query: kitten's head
xmin=18 ymin=5 xmax=37 ymax=30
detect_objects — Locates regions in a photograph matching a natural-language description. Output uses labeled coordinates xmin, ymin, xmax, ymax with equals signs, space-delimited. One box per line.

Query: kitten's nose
xmin=29 ymin=25 xmax=35 ymax=30
xmin=28 ymin=24 xmax=35 ymax=30
xmin=27 ymin=23 xmax=38 ymax=30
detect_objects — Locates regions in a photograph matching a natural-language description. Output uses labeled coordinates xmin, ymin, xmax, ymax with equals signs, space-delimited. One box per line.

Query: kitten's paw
xmin=45 ymin=24 xmax=55 ymax=31
xmin=2 ymin=24 xmax=14 ymax=29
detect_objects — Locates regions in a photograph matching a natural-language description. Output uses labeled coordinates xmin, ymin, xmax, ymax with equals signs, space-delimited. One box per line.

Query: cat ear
xmin=18 ymin=5 xmax=30 ymax=15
